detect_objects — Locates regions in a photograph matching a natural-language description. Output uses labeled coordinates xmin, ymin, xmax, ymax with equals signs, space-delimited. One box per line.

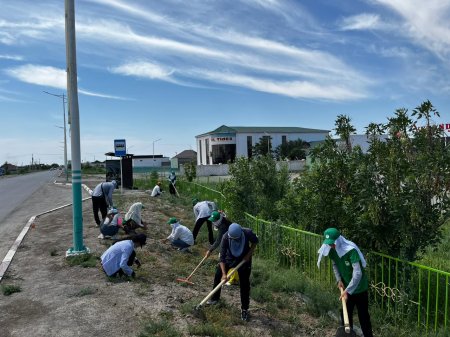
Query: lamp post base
xmin=65 ymin=246 xmax=90 ymax=257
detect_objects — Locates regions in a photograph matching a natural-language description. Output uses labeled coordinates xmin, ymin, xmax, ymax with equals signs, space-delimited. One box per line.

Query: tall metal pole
xmin=62 ymin=94 xmax=68 ymax=183
xmin=65 ymin=0 xmax=89 ymax=256
xmin=44 ymin=91 xmax=69 ymax=182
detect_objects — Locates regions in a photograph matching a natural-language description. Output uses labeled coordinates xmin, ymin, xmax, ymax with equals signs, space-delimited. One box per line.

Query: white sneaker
xmin=97 ymin=233 xmax=105 ymax=239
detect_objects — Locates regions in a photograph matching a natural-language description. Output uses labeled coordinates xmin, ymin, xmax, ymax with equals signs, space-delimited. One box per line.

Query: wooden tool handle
xmin=186 ymin=255 xmax=208 ymax=280
xmin=340 ymin=287 xmax=351 ymax=333
xmin=197 ymin=260 xmax=246 ymax=308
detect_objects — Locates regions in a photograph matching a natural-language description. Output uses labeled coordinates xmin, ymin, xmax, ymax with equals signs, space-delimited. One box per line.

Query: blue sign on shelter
xmin=114 ymin=139 xmax=126 ymax=157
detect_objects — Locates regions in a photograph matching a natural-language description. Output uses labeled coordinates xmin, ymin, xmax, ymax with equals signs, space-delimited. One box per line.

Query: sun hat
xmin=323 ymin=228 xmax=340 ymax=245
xmin=167 ymin=217 xmax=178 ymax=225
xmin=208 ymin=211 xmax=220 ymax=222
xmin=228 ymin=223 xmax=245 ymax=257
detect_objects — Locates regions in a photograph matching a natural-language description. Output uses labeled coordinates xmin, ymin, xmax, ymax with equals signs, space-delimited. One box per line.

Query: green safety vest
xmin=329 ymin=248 xmax=368 ymax=294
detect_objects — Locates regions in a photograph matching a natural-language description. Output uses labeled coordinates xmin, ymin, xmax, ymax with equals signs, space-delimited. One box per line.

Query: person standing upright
xmin=91 ymin=180 xmax=117 ymax=225
xmin=317 ymin=228 xmax=373 ymax=337
xmin=168 ymin=170 xmax=177 ymax=195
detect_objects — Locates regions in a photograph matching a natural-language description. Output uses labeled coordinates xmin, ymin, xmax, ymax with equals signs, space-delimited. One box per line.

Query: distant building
xmin=171 ymin=150 xmax=197 ymax=169
xmin=336 ymin=134 xmax=389 ymax=153
xmin=195 ymin=125 xmax=330 ymax=165
xmin=1 ymin=162 xmax=18 ymax=173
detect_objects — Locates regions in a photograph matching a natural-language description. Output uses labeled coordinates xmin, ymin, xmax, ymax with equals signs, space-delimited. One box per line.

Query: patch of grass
xmin=138 ymin=319 xmax=180 ymax=337
xmin=1 ymin=284 xmax=21 ymax=296
xmin=72 ymin=287 xmax=96 ymax=297
xmin=66 ymin=253 xmax=98 ymax=268
xmin=251 ymin=285 xmax=273 ymax=303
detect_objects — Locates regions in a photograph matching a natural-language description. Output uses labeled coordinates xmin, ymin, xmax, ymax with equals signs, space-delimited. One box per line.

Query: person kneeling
xmin=163 ymin=217 xmax=194 ymax=251
xmin=100 ymin=234 xmax=147 ymax=278
xmin=99 ymin=208 xmax=123 ymax=239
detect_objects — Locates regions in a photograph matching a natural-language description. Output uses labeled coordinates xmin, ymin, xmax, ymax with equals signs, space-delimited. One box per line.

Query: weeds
xmin=138 ymin=319 xmax=179 ymax=337
xmin=1 ymin=284 xmax=21 ymax=296
xmin=66 ymin=253 xmax=98 ymax=268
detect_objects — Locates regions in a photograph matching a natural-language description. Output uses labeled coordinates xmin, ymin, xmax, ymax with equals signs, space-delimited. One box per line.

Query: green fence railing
xmin=184 ymin=181 xmax=450 ymax=333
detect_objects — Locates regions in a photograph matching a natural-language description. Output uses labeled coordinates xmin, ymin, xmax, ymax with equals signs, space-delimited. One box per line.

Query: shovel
xmin=194 ymin=260 xmax=246 ymax=311
xmin=334 ymin=287 xmax=357 ymax=337
xmin=176 ymin=254 xmax=208 ymax=285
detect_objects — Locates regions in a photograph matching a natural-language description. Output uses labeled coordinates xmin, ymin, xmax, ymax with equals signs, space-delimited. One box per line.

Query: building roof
xmin=173 ymin=150 xmax=197 ymax=159
xmin=196 ymin=124 xmax=330 ymax=137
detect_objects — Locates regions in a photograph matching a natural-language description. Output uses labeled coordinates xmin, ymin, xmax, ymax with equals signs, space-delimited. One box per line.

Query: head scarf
xmin=317 ymin=235 xmax=367 ymax=268
xmin=228 ymin=223 xmax=246 ymax=257
xmin=125 ymin=202 xmax=143 ymax=226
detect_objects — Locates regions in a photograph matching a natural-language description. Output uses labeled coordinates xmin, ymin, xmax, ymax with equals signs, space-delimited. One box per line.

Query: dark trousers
xmin=347 ymin=290 xmax=373 ymax=337
xmin=192 ymin=217 xmax=214 ymax=244
xmin=210 ymin=262 xmax=251 ymax=310
xmin=111 ymin=250 xmax=136 ymax=277
xmin=92 ymin=196 xmax=107 ymax=225
xmin=169 ymin=183 xmax=176 ymax=195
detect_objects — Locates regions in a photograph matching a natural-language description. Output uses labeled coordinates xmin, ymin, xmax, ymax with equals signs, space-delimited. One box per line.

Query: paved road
xmin=0 ymin=170 xmax=77 ymax=263
xmin=0 ymin=171 xmax=59 ymax=224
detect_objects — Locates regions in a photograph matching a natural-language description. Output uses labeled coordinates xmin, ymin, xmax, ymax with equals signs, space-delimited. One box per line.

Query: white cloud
xmin=373 ymin=0 xmax=450 ymax=59
xmin=78 ymin=89 xmax=130 ymax=100
xmin=5 ymin=64 xmax=66 ymax=89
xmin=191 ymin=70 xmax=366 ymax=100
xmin=0 ymin=54 xmax=24 ymax=61
xmin=340 ymin=13 xmax=382 ymax=31
xmin=111 ymin=61 xmax=174 ymax=80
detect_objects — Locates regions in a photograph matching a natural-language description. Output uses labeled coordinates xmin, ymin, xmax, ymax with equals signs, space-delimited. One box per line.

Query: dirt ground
xmin=0 ymin=175 xmax=336 ymax=337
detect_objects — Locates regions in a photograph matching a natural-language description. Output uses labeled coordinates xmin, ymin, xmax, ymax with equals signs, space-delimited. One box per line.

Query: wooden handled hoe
xmin=176 ymin=255 xmax=209 ymax=285
xmin=334 ymin=287 xmax=356 ymax=337
xmin=194 ymin=260 xmax=246 ymax=312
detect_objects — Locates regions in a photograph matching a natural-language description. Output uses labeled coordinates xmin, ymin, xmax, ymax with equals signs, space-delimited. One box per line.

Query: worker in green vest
xmin=317 ymin=228 xmax=373 ymax=337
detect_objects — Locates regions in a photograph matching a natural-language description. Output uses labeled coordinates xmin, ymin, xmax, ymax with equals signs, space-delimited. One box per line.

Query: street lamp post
xmin=152 ymin=138 xmax=161 ymax=167
xmin=44 ymin=91 xmax=68 ymax=183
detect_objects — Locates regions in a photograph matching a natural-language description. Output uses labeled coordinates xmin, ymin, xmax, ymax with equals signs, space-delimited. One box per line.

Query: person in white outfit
xmin=150 ymin=182 xmax=162 ymax=197
xmin=163 ymin=217 xmax=194 ymax=250
xmin=192 ymin=198 xmax=217 ymax=244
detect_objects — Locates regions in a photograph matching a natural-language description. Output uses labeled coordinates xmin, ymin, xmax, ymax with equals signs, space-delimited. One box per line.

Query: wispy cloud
xmin=5 ymin=64 xmax=66 ymax=89
xmin=78 ymin=89 xmax=131 ymax=100
xmin=5 ymin=64 xmax=129 ymax=100
xmin=111 ymin=61 xmax=174 ymax=81
xmin=0 ymin=54 xmax=24 ymax=61
xmin=339 ymin=13 xmax=382 ymax=31
xmin=373 ymin=0 xmax=450 ymax=59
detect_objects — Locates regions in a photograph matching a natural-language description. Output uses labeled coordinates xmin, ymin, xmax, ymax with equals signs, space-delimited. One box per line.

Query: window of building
xmin=212 ymin=144 xmax=236 ymax=164
xmin=282 ymin=135 xmax=287 ymax=145
xmin=199 ymin=140 xmax=202 ymax=164
xmin=247 ymin=136 xmax=252 ymax=158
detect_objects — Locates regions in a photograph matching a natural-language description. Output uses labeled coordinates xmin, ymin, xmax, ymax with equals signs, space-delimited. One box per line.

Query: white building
xmin=195 ymin=125 xmax=330 ymax=165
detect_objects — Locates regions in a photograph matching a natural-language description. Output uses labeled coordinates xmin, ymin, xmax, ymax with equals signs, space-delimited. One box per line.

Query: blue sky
xmin=1 ymin=0 xmax=450 ymax=165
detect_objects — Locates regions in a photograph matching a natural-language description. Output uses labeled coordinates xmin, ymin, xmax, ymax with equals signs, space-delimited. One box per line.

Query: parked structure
xmin=170 ymin=150 xmax=197 ymax=169
xmin=195 ymin=125 xmax=330 ymax=165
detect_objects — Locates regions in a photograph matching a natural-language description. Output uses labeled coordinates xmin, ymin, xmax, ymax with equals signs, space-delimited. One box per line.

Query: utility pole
xmin=44 ymin=91 xmax=68 ymax=183
xmin=65 ymin=0 xmax=89 ymax=256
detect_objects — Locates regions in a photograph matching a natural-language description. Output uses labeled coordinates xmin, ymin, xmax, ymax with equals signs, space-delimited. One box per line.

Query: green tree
xmin=222 ymin=155 xmax=290 ymax=222
xmin=184 ymin=161 xmax=197 ymax=182
xmin=274 ymin=139 xmax=309 ymax=160
xmin=252 ymin=136 xmax=272 ymax=157
xmin=281 ymin=102 xmax=450 ymax=260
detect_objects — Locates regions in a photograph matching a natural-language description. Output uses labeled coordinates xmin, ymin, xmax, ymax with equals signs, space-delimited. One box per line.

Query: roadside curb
xmin=0 ymin=183 xmax=92 ymax=283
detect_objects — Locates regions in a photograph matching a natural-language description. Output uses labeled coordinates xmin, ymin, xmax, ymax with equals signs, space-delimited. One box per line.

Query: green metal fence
xmin=185 ymin=181 xmax=450 ymax=332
